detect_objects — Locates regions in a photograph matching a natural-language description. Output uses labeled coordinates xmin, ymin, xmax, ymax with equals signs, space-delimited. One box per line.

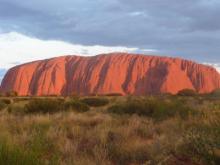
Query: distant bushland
xmin=209 ymin=89 xmax=220 ymax=98
xmin=108 ymin=97 xmax=197 ymax=121
xmin=5 ymin=91 xmax=18 ymax=97
xmin=102 ymin=93 xmax=123 ymax=96
xmin=0 ymin=94 xmax=219 ymax=164
xmin=177 ymin=89 xmax=198 ymax=96
xmin=81 ymin=97 xmax=109 ymax=107
xmin=64 ymin=100 xmax=90 ymax=112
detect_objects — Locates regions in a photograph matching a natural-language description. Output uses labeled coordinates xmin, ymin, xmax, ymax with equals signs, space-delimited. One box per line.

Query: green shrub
xmin=8 ymin=104 xmax=26 ymax=114
xmin=108 ymin=98 xmax=196 ymax=121
xmin=64 ymin=100 xmax=90 ymax=112
xmin=81 ymin=97 xmax=109 ymax=107
xmin=0 ymin=101 xmax=7 ymax=111
xmin=153 ymin=99 xmax=198 ymax=120
xmin=0 ymin=98 xmax=11 ymax=110
xmin=177 ymin=89 xmax=198 ymax=96
xmin=25 ymin=99 xmax=64 ymax=114
xmin=0 ymin=98 xmax=12 ymax=104
xmin=108 ymin=100 xmax=154 ymax=116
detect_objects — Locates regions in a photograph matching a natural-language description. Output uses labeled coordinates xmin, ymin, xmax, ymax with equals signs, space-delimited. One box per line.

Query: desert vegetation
xmin=0 ymin=93 xmax=219 ymax=165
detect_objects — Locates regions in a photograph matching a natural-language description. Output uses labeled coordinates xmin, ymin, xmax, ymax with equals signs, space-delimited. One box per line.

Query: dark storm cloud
xmin=0 ymin=0 xmax=220 ymax=63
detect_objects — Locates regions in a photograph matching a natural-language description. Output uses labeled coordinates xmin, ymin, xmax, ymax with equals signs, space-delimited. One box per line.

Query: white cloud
xmin=0 ymin=32 xmax=157 ymax=69
xmin=129 ymin=11 xmax=147 ymax=17
xmin=203 ymin=62 xmax=220 ymax=73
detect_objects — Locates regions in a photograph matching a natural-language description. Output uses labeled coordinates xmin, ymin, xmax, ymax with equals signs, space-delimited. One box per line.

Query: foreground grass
xmin=0 ymin=96 xmax=219 ymax=165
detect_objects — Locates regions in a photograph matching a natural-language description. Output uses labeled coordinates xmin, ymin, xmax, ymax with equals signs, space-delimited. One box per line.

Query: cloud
xmin=0 ymin=0 xmax=220 ymax=65
xmin=203 ymin=62 xmax=220 ymax=73
xmin=128 ymin=11 xmax=147 ymax=17
xmin=0 ymin=32 xmax=156 ymax=69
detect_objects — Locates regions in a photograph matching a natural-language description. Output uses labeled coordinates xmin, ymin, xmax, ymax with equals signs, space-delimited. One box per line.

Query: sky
xmin=0 ymin=0 xmax=220 ymax=80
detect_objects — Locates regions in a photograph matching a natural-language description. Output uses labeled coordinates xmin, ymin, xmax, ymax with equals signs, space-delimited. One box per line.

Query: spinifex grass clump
xmin=0 ymin=101 xmax=7 ymax=111
xmin=0 ymin=98 xmax=12 ymax=111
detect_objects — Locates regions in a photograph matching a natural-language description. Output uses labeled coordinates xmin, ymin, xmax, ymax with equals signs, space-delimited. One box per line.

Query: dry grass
xmin=0 ymin=96 xmax=219 ymax=165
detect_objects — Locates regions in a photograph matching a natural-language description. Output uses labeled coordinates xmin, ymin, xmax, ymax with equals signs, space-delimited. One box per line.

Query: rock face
xmin=1 ymin=53 xmax=220 ymax=96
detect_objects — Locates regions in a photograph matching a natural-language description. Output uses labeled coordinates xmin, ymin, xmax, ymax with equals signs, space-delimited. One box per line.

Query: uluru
xmin=1 ymin=53 xmax=220 ymax=96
